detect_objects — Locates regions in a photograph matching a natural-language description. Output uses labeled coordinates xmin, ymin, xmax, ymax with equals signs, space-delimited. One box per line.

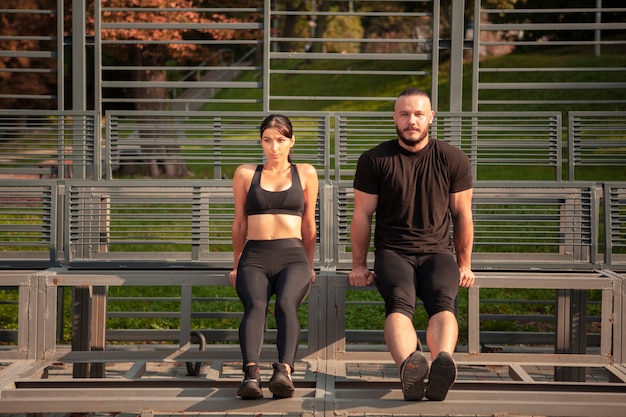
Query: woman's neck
xmin=263 ymin=162 xmax=291 ymax=173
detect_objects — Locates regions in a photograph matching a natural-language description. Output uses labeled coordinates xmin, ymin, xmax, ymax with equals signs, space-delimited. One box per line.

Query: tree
xmin=485 ymin=0 xmax=625 ymax=43
xmin=0 ymin=0 xmax=58 ymax=109
xmin=275 ymin=0 xmax=308 ymax=52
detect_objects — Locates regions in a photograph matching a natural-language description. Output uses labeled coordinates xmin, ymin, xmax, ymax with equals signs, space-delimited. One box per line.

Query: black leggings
xmin=236 ymin=238 xmax=311 ymax=371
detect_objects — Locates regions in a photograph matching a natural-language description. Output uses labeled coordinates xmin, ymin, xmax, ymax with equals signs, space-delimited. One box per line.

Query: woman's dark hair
xmin=260 ymin=114 xmax=293 ymax=138
xmin=260 ymin=114 xmax=294 ymax=162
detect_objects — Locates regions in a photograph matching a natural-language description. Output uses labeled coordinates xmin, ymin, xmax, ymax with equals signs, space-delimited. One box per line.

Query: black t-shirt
xmin=353 ymin=139 xmax=473 ymax=255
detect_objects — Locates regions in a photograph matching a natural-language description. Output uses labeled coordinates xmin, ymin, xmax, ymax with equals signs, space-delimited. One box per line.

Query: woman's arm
xmin=230 ymin=164 xmax=251 ymax=286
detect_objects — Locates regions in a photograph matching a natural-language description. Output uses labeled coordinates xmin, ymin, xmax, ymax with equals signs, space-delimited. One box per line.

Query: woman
xmin=229 ymin=114 xmax=318 ymax=399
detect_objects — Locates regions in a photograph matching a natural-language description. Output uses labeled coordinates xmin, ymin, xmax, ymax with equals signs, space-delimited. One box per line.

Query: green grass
xmin=201 ymin=47 xmax=626 ymax=114
xmin=200 ymin=58 xmax=433 ymax=113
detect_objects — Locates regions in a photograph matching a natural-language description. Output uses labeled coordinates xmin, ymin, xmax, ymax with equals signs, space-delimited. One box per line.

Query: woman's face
xmin=260 ymin=127 xmax=294 ymax=163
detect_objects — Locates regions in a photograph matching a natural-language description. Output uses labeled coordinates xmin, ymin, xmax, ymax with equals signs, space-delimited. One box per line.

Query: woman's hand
xmin=228 ymin=269 xmax=237 ymax=287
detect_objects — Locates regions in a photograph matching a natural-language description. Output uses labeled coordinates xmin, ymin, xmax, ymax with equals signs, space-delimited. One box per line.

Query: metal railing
xmin=335 ymin=111 xmax=563 ymax=180
xmin=568 ymin=111 xmax=626 ymax=181
xmin=0 ymin=110 xmax=624 ymax=268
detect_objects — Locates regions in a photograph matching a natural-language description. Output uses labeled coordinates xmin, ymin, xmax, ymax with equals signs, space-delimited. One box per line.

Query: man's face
xmin=393 ymin=94 xmax=434 ymax=148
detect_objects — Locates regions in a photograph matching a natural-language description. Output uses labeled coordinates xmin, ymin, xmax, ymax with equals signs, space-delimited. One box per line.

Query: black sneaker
xmin=269 ymin=362 xmax=295 ymax=399
xmin=237 ymin=364 xmax=263 ymax=399
xmin=425 ymin=352 xmax=457 ymax=401
xmin=399 ymin=350 xmax=429 ymax=401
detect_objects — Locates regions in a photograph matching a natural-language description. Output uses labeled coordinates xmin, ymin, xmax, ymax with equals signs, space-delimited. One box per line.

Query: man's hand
xmin=349 ymin=265 xmax=376 ymax=287
xmin=459 ymin=266 xmax=475 ymax=288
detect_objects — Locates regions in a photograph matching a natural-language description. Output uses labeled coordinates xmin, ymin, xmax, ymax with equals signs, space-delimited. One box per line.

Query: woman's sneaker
xmin=237 ymin=364 xmax=263 ymax=399
xmin=269 ymin=362 xmax=295 ymax=398
xmin=425 ymin=352 xmax=457 ymax=401
xmin=399 ymin=350 xmax=429 ymax=401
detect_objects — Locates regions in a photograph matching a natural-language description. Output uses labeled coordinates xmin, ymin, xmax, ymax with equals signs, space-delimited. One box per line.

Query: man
xmin=348 ymin=87 xmax=475 ymax=401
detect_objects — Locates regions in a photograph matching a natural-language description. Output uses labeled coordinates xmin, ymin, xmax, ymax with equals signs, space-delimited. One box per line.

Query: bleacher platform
xmin=0 ymin=110 xmax=625 ymax=416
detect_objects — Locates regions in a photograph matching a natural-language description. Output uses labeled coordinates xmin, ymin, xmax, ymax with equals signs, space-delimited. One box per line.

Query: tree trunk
xmin=131 ymin=60 xmax=193 ymax=178
xmin=278 ymin=0 xmax=306 ymax=52
xmin=312 ymin=0 xmax=330 ymax=53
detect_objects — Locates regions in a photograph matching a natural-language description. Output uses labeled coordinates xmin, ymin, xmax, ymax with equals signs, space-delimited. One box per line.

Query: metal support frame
xmin=1 ymin=268 xmax=624 ymax=416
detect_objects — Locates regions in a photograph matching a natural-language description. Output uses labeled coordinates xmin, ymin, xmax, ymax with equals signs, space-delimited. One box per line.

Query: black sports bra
xmin=246 ymin=164 xmax=305 ymax=217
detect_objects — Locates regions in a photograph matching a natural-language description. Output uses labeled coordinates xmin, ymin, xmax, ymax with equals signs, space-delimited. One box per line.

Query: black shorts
xmin=373 ymin=250 xmax=459 ymax=319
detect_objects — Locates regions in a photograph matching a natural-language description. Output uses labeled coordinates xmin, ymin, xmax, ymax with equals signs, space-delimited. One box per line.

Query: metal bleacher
xmin=0 ymin=110 xmax=625 ymax=416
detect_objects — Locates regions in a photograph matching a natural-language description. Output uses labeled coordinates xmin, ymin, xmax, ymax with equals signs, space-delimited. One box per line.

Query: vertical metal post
xmin=180 ymin=285 xmax=193 ymax=347
xmin=94 ymin=0 xmax=102 ymax=113
xmin=471 ymin=0 xmax=481 ymax=112
xmin=595 ymin=0 xmax=602 ymax=57
xmin=555 ymin=288 xmax=568 ymax=381
xmin=449 ymin=0 xmax=465 ymax=112
xmin=618 ymin=276 xmax=626 ymax=365
xmin=20 ymin=275 xmax=35 ymax=359
xmin=331 ymin=272 xmax=347 ymax=361
xmin=263 ymin=0 xmax=271 ymax=111
xmin=68 ymin=282 xmax=106 ymax=378
xmin=72 ymin=0 xmax=87 ymax=180
xmin=43 ymin=273 xmax=59 ymax=357
xmin=72 ymin=0 xmax=86 ymax=111
xmin=72 ymin=286 xmax=92 ymax=378
xmin=570 ymin=290 xmax=587 ymax=381
xmin=57 ymin=0 xmax=65 ymax=110
xmin=600 ymin=287 xmax=613 ymax=359
xmin=431 ymin=0 xmax=440 ymax=110
xmin=72 ymin=0 xmax=107 ymax=368
xmin=89 ymin=285 xmax=107 ymax=378
xmin=56 ymin=287 xmax=64 ymax=343
xmin=467 ymin=285 xmax=480 ymax=354
xmin=93 ymin=1 xmax=103 ymax=180
xmin=320 ymin=182 xmax=334 ymax=266
xmin=555 ymin=289 xmax=587 ymax=382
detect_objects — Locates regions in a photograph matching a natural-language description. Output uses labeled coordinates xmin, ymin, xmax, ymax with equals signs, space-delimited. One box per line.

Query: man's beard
xmin=396 ymin=125 xmax=428 ymax=147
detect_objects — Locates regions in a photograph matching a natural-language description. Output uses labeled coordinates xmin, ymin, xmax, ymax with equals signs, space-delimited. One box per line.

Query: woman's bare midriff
xmin=246 ymin=213 xmax=303 ymax=240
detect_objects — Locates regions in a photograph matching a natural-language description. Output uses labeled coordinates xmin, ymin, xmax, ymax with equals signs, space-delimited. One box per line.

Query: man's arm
xmin=449 ymin=188 xmax=475 ymax=288
xmin=349 ymin=189 xmax=378 ymax=286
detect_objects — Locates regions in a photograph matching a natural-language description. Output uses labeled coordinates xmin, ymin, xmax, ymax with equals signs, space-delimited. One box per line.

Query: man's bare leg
xmin=425 ymin=310 xmax=458 ymax=358
xmin=384 ymin=312 xmax=418 ymax=368
xmin=425 ymin=310 xmax=458 ymax=401
xmin=385 ymin=312 xmax=429 ymax=401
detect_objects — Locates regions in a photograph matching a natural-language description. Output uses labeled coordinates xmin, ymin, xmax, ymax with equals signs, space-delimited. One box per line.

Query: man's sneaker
xmin=269 ymin=362 xmax=295 ymax=399
xmin=425 ymin=352 xmax=457 ymax=401
xmin=399 ymin=350 xmax=429 ymax=401
xmin=237 ymin=364 xmax=263 ymax=399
